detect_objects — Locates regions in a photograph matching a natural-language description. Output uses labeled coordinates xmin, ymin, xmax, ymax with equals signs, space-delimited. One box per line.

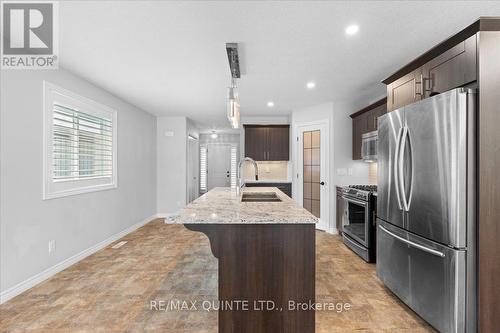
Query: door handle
xmin=406 ymin=129 xmax=414 ymax=211
xmin=379 ymin=225 xmax=445 ymax=257
xmin=398 ymin=126 xmax=409 ymax=212
xmin=394 ymin=127 xmax=404 ymax=210
xmin=320 ymin=181 xmax=325 ymax=186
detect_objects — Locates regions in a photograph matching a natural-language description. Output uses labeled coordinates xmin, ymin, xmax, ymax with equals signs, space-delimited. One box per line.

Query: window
xmin=230 ymin=146 xmax=237 ymax=188
xmin=199 ymin=146 xmax=207 ymax=193
xmin=43 ymin=82 xmax=117 ymax=199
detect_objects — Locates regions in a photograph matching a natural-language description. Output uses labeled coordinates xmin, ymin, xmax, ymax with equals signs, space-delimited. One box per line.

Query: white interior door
xmin=296 ymin=122 xmax=330 ymax=232
xmin=187 ymin=137 xmax=199 ymax=203
xmin=207 ymin=144 xmax=231 ymax=190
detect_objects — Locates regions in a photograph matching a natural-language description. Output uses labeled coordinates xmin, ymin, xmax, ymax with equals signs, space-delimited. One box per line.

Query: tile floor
xmin=0 ymin=219 xmax=435 ymax=332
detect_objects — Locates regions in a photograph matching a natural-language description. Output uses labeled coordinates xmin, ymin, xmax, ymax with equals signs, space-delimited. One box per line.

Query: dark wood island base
xmin=184 ymin=223 xmax=316 ymax=333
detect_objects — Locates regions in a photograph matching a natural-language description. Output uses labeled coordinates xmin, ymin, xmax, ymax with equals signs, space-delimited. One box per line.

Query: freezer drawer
xmin=376 ymin=219 xmax=466 ymax=333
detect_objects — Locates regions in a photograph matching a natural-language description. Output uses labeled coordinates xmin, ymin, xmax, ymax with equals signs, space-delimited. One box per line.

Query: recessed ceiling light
xmin=267 ymin=101 xmax=274 ymax=107
xmin=210 ymin=131 xmax=218 ymax=139
xmin=345 ymin=24 xmax=359 ymax=36
xmin=306 ymin=81 xmax=316 ymax=89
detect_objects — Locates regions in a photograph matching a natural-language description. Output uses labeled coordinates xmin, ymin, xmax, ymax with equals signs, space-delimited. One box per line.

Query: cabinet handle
xmin=422 ymin=75 xmax=432 ymax=95
xmin=414 ymin=74 xmax=423 ymax=100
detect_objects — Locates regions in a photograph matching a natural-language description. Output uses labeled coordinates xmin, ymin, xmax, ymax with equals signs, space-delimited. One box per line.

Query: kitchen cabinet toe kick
xmin=184 ymin=223 xmax=316 ymax=333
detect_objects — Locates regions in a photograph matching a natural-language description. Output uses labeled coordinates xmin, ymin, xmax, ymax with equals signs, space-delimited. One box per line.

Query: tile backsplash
xmin=243 ymin=161 xmax=290 ymax=181
xmin=368 ymin=163 xmax=378 ymax=185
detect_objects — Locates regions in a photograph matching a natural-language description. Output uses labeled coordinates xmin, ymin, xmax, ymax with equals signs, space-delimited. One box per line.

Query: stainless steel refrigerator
xmin=377 ymin=88 xmax=476 ymax=333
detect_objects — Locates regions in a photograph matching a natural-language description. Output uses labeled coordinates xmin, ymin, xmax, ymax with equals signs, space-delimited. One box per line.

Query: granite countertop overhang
xmin=171 ymin=187 xmax=318 ymax=224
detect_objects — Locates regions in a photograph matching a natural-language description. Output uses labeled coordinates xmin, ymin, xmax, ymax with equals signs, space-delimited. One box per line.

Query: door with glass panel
xmin=297 ymin=123 xmax=329 ymax=231
xmin=303 ymin=130 xmax=321 ymax=217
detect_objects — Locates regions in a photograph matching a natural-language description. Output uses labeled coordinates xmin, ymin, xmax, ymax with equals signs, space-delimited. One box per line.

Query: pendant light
xmin=227 ymin=79 xmax=240 ymax=129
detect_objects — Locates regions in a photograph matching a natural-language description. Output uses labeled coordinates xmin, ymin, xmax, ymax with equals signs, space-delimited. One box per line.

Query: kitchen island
xmin=172 ymin=187 xmax=317 ymax=333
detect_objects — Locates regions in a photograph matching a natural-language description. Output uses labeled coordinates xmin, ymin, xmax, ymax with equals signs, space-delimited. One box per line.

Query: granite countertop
xmin=171 ymin=187 xmax=317 ymax=224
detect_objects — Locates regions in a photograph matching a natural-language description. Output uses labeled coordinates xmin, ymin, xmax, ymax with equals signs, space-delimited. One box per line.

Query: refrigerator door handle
xmin=406 ymin=128 xmax=414 ymax=211
xmin=394 ymin=127 xmax=404 ymax=210
xmin=379 ymin=225 xmax=445 ymax=258
xmin=398 ymin=126 xmax=409 ymax=211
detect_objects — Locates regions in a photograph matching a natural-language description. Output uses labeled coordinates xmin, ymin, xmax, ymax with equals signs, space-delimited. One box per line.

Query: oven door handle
xmin=342 ymin=196 xmax=368 ymax=207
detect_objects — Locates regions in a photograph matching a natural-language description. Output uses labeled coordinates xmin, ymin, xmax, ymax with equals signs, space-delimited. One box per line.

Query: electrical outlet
xmin=48 ymin=240 xmax=56 ymax=254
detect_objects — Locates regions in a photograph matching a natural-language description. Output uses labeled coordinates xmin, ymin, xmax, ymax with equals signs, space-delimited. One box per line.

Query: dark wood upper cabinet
xmin=352 ymin=114 xmax=366 ymax=160
xmin=366 ymin=104 xmax=387 ymax=132
xmin=267 ymin=126 xmax=290 ymax=160
xmin=385 ymin=32 xmax=477 ymax=111
xmin=350 ymin=98 xmax=387 ymax=160
xmin=244 ymin=126 xmax=268 ymax=161
xmin=244 ymin=125 xmax=289 ymax=161
xmin=387 ymin=68 xmax=423 ymax=112
xmin=422 ymin=35 xmax=477 ymax=98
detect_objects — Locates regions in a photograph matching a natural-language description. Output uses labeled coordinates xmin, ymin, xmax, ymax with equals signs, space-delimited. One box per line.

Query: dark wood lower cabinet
xmin=336 ymin=186 xmax=343 ymax=234
xmin=184 ymin=224 xmax=315 ymax=333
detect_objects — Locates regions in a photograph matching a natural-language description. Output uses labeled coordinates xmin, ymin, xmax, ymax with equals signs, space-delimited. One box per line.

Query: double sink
xmin=241 ymin=192 xmax=282 ymax=202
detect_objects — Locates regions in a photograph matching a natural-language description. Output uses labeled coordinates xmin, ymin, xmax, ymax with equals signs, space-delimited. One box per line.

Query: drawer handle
xmin=379 ymin=225 xmax=445 ymax=258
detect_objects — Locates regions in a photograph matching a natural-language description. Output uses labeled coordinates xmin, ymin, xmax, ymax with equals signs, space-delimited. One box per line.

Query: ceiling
xmin=59 ymin=1 xmax=500 ymax=130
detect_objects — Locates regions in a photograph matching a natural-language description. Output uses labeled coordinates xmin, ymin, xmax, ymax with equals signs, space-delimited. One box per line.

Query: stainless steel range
xmin=341 ymin=185 xmax=377 ymax=262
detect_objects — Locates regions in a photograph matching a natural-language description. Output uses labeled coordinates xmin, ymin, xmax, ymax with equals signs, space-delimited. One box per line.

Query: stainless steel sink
xmin=241 ymin=192 xmax=282 ymax=202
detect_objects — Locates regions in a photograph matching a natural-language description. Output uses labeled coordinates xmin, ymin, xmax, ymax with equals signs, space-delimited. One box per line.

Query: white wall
xmin=0 ymin=68 xmax=157 ymax=298
xmin=156 ymin=116 xmax=188 ymax=215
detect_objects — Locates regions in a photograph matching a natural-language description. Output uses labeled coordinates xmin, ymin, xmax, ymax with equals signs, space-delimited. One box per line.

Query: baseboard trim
xmin=0 ymin=214 xmax=159 ymax=304
xmin=329 ymin=227 xmax=339 ymax=235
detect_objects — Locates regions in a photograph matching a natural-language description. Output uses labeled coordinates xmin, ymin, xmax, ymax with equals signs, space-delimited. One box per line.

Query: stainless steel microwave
xmin=361 ymin=130 xmax=377 ymax=162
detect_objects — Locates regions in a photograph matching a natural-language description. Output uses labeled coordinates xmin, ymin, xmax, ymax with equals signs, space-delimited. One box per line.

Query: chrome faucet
xmin=237 ymin=157 xmax=258 ymax=195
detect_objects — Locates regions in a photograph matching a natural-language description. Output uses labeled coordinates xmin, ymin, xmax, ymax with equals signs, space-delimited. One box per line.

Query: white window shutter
xmin=52 ymin=104 xmax=113 ymax=181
